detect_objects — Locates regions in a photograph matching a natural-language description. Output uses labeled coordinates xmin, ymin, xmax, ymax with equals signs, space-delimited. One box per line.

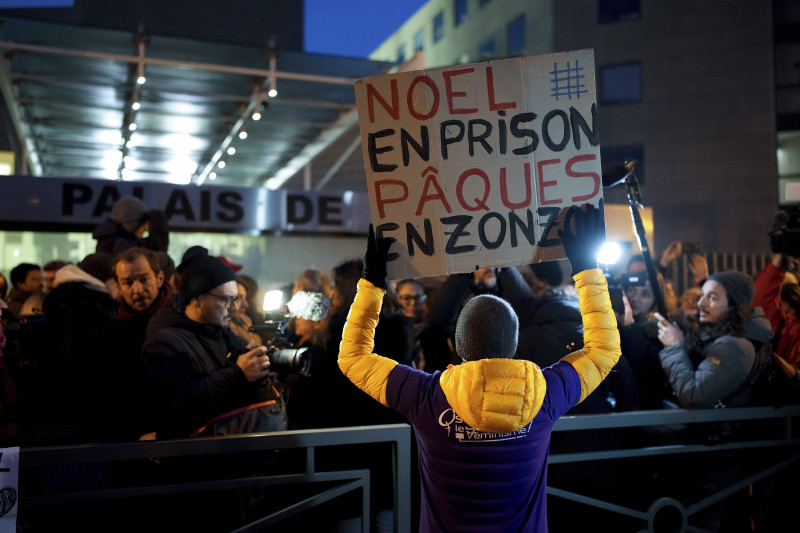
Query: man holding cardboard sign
xmin=343 ymin=50 xmax=617 ymax=530
xmin=339 ymin=201 xmax=619 ymax=531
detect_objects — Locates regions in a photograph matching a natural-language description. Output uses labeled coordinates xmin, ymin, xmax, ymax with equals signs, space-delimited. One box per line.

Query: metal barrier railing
xmin=16 ymin=405 xmax=800 ymax=533
xmin=668 ymin=252 xmax=771 ymax=296
xmin=548 ymin=405 xmax=800 ymax=533
xmin=18 ymin=424 xmax=413 ymax=533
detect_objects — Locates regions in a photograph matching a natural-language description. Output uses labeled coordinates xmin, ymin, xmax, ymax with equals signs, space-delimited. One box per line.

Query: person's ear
xmin=156 ymin=270 xmax=165 ymax=286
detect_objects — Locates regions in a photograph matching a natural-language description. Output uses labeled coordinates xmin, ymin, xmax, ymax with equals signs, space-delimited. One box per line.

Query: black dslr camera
xmin=249 ymin=317 xmax=312 ymax=376
xmin=605 ymin=271 xmax=648 ymax=316
xmin=769 ymin=206 xmax=800 ymax=258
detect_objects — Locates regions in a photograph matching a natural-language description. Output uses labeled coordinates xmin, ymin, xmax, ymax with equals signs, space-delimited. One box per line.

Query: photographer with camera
xmin=92 ymin=195 xmax=169 ymax=255
xmin=753 ymin=210 xmax=800 ymax=371
xmin=339 ymin=202 xmax=620 ymax=532
xmin=141 ymin=246 xmax=286 ymax=439
xmin=612 ymin=266 xmax=677 ymax=410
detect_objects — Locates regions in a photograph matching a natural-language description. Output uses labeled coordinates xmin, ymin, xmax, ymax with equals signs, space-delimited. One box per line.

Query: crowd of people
xmin=1 ymin=196 xmax=799 ymax=531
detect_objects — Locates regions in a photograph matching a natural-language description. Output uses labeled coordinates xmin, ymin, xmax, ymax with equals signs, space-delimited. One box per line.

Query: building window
xmin=507 ymin=15 xmax=525 ymax=55
xmin=414 ymin=29 xmax=424 ymax=53
xmin=433 ymin=11 xmax=445 ymax=42
xmin=396 ymin=45 xmax=405 ymax=64
xmin=598 ymin=0 xmax=640 ymax=24
xmin=600 ymin=62 xmax=642 ymax=103
xmin=601 ymin=146 xmax=645 ymax=185
xmin=479 ymin=37 xmax=495 ymax=58
xmin=455 ymin=0 xmax=468 ymax=26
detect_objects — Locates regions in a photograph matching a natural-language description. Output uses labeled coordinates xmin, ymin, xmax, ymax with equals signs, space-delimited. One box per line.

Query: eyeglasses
xmin=398 ymin=294 xmax=426 ymax=303
xmin=205 ymin=292 xmax=241 ymax=307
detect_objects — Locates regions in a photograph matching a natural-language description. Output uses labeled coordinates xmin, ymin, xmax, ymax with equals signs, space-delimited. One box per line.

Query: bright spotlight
xmin=597 ymin=241 xmax=622 ymax=266
xmin=263 ymin=290 xmax=284 ymax=312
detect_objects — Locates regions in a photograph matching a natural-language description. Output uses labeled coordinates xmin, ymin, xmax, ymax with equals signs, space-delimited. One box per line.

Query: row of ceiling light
xmin=112 ymin=40 xmax=280 ymax=185
xmin=207 ymin=90 xmax=276 ymax=182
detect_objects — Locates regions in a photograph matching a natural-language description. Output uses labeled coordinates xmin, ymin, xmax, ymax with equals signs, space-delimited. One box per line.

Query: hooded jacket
xmin=18 ymin=266 xmax=119 ymax=444
xmin=339 ymin=269 xmax=620 ymax=532
xmin=92 ymin=209 xmax=169 ymax=254
xmin=659 ymin=307 xmax=773 ymax=409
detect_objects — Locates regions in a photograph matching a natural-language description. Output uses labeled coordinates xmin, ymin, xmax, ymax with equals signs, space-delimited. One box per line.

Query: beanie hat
xmin=530 ymin=261 xmax=564 ymax=288
xmin=177 ymin=246 xmax=237 ymax=304
xmin=455 ymin=294 xmax=519 ymax=361
xmin=111 ymin=195 xmax=148 ymax=224
xmin=707 ymin=271 xmax=755 ymax=309
xmin=78 ymin=253 xmax=114 ymax=282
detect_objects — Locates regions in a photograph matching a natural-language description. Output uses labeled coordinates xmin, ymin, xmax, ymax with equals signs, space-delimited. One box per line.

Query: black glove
xmin=558 ymin=199 xmax=606 ymax=276
xmin=363 ymin=224 xmax=391 ymax=289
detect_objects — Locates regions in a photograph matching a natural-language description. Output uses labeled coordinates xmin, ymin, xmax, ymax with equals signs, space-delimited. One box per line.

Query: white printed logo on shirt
xmin=438 ymin=408 xmax=531 ymax=443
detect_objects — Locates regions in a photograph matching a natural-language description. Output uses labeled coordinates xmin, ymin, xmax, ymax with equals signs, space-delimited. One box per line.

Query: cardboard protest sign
xmin=354 ymin=49 xmax=602 ymax=280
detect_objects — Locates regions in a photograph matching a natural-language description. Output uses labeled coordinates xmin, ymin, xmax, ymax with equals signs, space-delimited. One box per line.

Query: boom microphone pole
xmin=602 ymin=159 xmax=667 ymax=317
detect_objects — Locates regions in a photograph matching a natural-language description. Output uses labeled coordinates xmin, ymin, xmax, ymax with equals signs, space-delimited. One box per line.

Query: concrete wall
xmin=370 ymin=0 xmax=554 ymax=68
xmin=369 ymin=0 xmax=780 ymax=256
xmin=555 ymin=0 xmax=777 ymax=254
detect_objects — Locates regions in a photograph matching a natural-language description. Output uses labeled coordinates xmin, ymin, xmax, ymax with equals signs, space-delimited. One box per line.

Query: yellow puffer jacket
xmin=339 ymin=269 xmax=620 ymax=433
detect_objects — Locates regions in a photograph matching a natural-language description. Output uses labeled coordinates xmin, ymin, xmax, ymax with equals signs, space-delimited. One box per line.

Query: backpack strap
xmin=714 ymin=340 xmax=771 ymax=408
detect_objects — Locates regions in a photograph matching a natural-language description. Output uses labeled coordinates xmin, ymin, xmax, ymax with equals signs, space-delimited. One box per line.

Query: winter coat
xmin=18 ymin=269 xmax=119 ymax=445
xmin=0 ymin=325 xmax=18 ymax=445
xmin=659 ymin=308 xmax=773 ymax=409
xmin=338 ymin=270 xmax=620 ymax=532
xmin=92 ymin=209 xmax=169 ymax=254
xmin=5 ymin=287 xmax=31 ymax=318
xmin=618 ymin=319 xmax=672 ymax=410
xmin=142 ymin=306 xmax=286 ymax=439
xmin=499 ymin=266 xmax=637 ymax=414
xmin=754 ymin=262 xmax=800 ymax=368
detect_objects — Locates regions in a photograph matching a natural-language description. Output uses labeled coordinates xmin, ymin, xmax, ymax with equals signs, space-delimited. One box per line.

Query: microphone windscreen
xmin=287 ymin=291 xmax=331 ymax=321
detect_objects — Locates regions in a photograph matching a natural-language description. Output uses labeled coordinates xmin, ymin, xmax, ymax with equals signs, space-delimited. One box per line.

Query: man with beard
xmin=112 ymin=247 xmax=174 ymax=439
xmin=655 ymin=271 xmax=772 ymax=409
xmin=654 ymin=272 xmax=774 ymax=530
xmin=114 ymin=248 xmax=171 ymax=321
xmin=141 ymin=246 xmax=285 ymax=439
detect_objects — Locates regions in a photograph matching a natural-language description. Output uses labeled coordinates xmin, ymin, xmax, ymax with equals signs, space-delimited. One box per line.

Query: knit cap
xmin=455 ymin=294 xmax=519 ymax=361
xmin=111 ymin=195 xmax=148 ymax=224
xmin=78 ymin=253 xmax=114 ymax=282
xmin=707 ymin=271 xmax=755 ymax=309
xmin=177 ymin=246 xmax=237 ymax=304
